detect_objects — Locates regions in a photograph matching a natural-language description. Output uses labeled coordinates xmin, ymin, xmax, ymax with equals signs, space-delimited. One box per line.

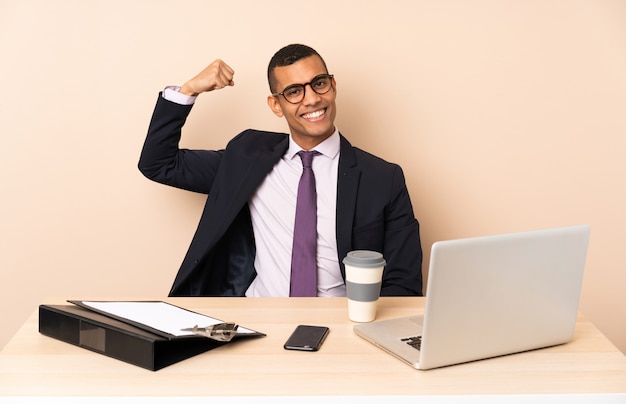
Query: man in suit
xmin=139 ymin=44 xmax=423 ymax=297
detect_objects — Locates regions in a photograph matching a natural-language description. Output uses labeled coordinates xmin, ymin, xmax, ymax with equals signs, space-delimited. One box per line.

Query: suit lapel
xmin=208 ymin=134 xmax=289 ymax=238
xmin=336 ymin=135 xmax=360 ymax=277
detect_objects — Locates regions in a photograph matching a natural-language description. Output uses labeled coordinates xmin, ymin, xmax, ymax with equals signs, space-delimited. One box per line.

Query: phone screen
xmin=283 ymin=325 xmax=330 ymax=351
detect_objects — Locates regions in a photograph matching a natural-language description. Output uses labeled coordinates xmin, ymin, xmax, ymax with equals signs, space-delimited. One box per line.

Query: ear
xmin=267 ymin=95 xmax=284 ymax=117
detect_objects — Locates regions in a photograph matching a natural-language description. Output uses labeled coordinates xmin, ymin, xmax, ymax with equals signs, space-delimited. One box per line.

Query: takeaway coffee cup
xmin=343 ymin=250 xmax=386 ymax=322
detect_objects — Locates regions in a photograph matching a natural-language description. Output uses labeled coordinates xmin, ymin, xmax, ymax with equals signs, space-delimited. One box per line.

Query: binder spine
xmin=39 ymin=305 xmax=157 ymax=370
xmin=38 ymin=304 xmax=234 ymax=370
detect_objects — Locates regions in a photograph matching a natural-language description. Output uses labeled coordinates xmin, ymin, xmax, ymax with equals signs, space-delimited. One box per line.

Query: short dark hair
xmin=267 ymin=44 xmax=328 ymax=93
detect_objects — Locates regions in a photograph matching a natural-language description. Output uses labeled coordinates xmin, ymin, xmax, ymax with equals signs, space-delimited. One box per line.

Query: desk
xmin=1 ymin=297 xmax=625 ymax=400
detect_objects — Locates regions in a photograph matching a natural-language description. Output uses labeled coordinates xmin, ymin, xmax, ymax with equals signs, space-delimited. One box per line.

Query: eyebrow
xmin=280 ymin=73 xmax=329 ymax=91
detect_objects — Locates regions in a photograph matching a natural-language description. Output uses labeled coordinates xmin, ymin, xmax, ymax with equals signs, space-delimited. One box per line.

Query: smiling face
xmin=267 ymin=55 xmax=337 ymax=150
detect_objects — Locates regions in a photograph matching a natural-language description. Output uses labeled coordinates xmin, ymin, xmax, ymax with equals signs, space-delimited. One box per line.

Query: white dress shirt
xmin=161 ymin=88 xmax=345 ymax=297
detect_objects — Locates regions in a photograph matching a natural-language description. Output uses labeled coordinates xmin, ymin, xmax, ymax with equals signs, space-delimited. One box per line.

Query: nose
xmin=301 ymin=83 xmax=322 ymax=105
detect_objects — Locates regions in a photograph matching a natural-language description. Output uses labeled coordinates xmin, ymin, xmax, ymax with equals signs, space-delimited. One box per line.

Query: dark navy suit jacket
xmin=139 ymin=94 xmax=423 ymax=296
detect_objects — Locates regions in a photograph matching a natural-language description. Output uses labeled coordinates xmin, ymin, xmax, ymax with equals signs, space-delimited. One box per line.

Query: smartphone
xmin=283 ymin=325 xmax=330 ymax=351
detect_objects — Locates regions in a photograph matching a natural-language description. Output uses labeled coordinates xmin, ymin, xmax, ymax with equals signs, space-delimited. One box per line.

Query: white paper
xmin=80 ymin=301 xmax=255 ymax=337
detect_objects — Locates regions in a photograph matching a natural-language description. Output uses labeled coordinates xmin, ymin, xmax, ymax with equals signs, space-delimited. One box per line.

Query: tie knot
xmin=297 ymin=150 xmax=319 ymax=168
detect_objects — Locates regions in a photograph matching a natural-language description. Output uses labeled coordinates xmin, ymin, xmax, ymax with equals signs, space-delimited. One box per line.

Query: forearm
xmin=380 ymin=221 xmax=423 ymax=296
xmin=139 ymin=59 xmax=235 ymax=192
xmin=380 ymin=167 xmax=423 ymax=296
xmin=138 ymin=94 xmax=221 ymax=194
xmin=139 ymin=94 xmax=192 ymax=179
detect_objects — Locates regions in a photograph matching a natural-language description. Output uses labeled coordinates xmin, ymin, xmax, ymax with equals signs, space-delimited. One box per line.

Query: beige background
xmin=1 ymin=0 xmax=625 ymax=354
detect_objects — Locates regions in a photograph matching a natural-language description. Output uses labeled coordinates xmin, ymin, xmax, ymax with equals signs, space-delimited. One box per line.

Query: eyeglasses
xmin=272 ymin=74 xmax=334 ymax=104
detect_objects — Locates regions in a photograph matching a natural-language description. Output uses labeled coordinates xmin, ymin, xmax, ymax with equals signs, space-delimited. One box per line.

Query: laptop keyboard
xmin=401 ymin=335 xmax=422 ymax=351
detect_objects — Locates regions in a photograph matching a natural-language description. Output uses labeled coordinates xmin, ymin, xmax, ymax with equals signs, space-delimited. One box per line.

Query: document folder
xmin=39 ymin=302 xmax=264 ymax=371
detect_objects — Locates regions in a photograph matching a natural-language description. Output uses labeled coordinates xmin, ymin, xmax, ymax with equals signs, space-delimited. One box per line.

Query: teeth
xmin=303 ymin=110 xmax=324 ymax=119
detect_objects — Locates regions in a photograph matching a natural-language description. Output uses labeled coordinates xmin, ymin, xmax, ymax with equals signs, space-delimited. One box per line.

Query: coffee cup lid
xmin=342 ymin=250 xmax=386 ymax=268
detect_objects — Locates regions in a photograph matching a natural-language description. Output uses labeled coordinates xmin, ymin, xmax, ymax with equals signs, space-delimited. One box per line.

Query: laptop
xmin=353 ymin=224 xmax=590 ymax=370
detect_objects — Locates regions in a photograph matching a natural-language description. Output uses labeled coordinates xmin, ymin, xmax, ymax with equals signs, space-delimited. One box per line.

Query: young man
xmin=139 ymin=44 xmax=423 ymax=297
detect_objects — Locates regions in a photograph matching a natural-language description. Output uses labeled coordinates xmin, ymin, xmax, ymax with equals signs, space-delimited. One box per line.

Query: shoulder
xmin=339 ymin=134 xmax=402 ymax=171
xmin=226 ymin=129 xmax=289 ymax=153
xmin=353 ymin=147 xmax=398 ymax=167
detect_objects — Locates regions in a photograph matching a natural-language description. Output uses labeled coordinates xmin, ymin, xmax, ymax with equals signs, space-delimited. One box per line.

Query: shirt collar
xmin=287 ymin=128 xmax=341 ymax=161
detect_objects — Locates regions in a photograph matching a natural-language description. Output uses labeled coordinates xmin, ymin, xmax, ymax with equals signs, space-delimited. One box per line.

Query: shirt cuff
xmin=162 ymin=86 xmax=197 ymax=105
